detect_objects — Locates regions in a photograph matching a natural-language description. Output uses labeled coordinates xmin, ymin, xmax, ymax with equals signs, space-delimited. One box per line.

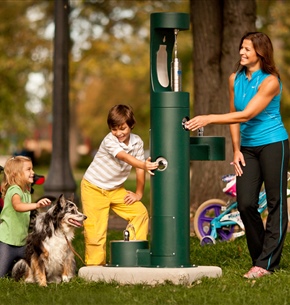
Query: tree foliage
xmin=0 ymin=0 xmax=52 ymax=153
xmin=0 ymin=0 xmax=192 ymax=156
xmin=70 ymin=0 xmax=192 ymax=149
xmin=256 ymin=0 xmax=290 ymax=132
xmin=1 ymin=0 xmax=289 ymax=179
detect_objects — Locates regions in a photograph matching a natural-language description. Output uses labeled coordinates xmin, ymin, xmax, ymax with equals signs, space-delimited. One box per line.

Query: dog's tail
xmin=12 ymin=259 xmax=30 ymax=282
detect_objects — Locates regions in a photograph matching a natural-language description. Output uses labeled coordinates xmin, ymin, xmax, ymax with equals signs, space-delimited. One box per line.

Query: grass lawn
xmin=2 ymin=169 xmax=290 ymax=304
xmin=1 ymin=229 xmax=290 ymax=305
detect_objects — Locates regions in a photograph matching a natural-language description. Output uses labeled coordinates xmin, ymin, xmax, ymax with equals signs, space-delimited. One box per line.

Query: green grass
xmin=2 ymin=230 xmax=290 ymax=305
xmin=5 ymin=169 xmax=290 ymax=304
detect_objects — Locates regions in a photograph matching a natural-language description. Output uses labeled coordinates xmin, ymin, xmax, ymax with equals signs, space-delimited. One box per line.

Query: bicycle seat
xmin=222 ymin=176 xmax=236 ymax=197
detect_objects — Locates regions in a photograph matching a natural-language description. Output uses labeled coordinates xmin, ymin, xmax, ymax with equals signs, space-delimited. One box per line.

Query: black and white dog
xmin=12 ymin=194 xmax=87 ymax=286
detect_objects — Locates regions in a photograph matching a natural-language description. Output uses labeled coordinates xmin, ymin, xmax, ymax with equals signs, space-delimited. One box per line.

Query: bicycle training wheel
xmin=193 ymin=199 xmax=236 ymax=242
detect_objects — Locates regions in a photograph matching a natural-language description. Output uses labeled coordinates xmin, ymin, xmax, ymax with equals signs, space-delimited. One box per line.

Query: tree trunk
xmin=190 ymin=0 xmax=256 ymax=210
xmin=44 ymin=0 xmax=77 ymax=200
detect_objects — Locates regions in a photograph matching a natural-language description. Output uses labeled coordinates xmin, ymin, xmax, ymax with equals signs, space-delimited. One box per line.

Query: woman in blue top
xmin=186 ymin=32 xmax=289 ymax=279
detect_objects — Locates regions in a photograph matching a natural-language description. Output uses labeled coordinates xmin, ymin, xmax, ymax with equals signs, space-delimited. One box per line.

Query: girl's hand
xmin=124 ymin=191 xmax=141 ymax=205
xmin=36 ymin=198 xmax=51 ymax=209
xmin=230 ymin=151 xmax=246 ymax=176
xmin=145 ymin=157 xmax=158 ymax=176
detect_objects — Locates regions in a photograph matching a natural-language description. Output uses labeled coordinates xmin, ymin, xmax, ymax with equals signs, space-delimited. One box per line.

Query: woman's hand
xmin=185 ymin=115 xmax=210 ymax=131
xmin=231 ymin=151 xmax=246 ymax=176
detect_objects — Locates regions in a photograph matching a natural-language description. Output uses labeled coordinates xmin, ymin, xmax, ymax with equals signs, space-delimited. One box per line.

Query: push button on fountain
xmin=156 ymin=157 xmax=168 ymax=171
xmin=182 ymin=116 xmax=189 ymax=131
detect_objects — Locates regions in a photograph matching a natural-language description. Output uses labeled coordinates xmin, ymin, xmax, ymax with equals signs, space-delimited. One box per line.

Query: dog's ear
xmin=58 ymin=194 xmax=67 ymax=208
xmin=68 ymin=193 xmax=74 ymax=202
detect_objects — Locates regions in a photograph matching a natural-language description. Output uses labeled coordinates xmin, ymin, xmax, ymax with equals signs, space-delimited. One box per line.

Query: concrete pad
xmin=78 ymin=265 xmax=222 ymax=285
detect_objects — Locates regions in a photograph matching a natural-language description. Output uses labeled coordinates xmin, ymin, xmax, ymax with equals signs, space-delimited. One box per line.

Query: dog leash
xmin=62 ymin=229 xmax=86 ymax=266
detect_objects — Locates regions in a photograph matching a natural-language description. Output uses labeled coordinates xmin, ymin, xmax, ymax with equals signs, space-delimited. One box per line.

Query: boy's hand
xmin=145 ymin=157 xmax=158 ymax=175
xmin=124 ymin=191 xmax=141 ymax=205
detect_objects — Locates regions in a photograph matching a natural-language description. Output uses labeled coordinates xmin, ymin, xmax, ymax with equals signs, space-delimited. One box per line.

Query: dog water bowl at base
xmin=109 ymin=240 xmax=149 ymax=267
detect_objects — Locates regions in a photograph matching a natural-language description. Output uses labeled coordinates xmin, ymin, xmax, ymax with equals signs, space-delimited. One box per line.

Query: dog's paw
xmin=39 ymin=281 xmax=47 ymax=287
xmin=62 ymin=275 xmax=70 ymax=283
xmin=25 ymin=277 xmax=35 ymax=284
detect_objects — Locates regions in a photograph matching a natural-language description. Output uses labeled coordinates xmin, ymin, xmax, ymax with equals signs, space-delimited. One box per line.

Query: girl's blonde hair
xmin=1 ymin=156 xmax=32 ymax=197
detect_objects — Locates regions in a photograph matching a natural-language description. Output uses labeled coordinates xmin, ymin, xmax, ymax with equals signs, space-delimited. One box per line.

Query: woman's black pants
xmin=237 ymin=140 xmax=289 ymax=271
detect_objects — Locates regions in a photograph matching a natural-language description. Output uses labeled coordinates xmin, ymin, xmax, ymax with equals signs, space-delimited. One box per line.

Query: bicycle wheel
xmin=193 ymin=199 xmax=237 ymax=242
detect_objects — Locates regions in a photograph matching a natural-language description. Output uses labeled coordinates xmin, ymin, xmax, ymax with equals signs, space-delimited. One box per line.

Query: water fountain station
xmin=79 ymin=12 xmax=225 ymax=285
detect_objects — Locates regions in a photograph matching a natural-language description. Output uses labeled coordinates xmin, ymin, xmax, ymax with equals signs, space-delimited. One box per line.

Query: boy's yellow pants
xmin=81 ymin=179 xmax=149 ymax=265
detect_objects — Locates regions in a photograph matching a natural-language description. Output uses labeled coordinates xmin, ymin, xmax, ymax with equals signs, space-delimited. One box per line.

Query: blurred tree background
xmin=0 ymin=0 xmax=192 ymax=167
xmin=0 ymin=0 xmax=289 ymax=204
xmin=255 ymin=0 xmax=290 ymax=132
xmin=0 ymin=0 xmax=53 ymax=154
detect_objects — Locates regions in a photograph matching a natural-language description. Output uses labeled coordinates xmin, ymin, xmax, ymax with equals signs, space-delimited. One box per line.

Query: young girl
xmin=0 ymin=156 xmax=51 ymax=277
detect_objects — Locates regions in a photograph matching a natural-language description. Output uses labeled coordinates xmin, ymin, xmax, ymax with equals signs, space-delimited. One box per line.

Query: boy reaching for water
xmin=81 ymin=104 xmax=158 ymax=266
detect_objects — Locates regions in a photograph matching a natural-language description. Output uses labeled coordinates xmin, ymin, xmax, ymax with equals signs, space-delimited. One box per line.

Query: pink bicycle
xmin=193 ymin=173 xmax=290 ymax=245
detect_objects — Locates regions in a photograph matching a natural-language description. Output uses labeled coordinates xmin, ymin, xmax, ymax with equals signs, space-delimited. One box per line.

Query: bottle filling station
xmin=79 ymin=12 xmax=225 ymax=285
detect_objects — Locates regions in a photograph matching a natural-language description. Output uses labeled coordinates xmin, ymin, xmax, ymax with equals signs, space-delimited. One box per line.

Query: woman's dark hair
xmin=235 ymin=32 xmax=280 ymax=78
xmin=107 ymin=104 xmax=136 ymax=129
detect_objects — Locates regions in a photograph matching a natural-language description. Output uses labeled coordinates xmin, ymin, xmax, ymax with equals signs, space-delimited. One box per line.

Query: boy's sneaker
xmin=243 ymin=266 xmax=271 ymax=279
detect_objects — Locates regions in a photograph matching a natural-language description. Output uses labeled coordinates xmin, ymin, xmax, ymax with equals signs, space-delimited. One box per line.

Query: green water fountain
xmin=109 ymin=12 xmax=225 ymax=268
xmin=79 ymin=12 xmax=225 ymax=284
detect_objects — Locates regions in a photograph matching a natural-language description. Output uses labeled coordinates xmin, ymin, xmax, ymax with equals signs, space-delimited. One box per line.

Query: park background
xmin=0 ymin=0 xmax=289 ymax=208
xmin=1 ymin=1 xmax=290 ymax=304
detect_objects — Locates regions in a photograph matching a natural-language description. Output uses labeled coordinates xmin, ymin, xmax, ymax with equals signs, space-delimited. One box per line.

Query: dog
xmin=12 ymin=194 xmax=87 ymax=286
